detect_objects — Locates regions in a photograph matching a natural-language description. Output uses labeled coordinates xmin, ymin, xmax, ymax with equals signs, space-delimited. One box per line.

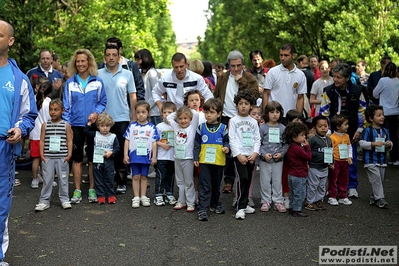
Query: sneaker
xmin=235 ymin=209 xmax=246 ymax=220
xmin=215 ymin=205 xmax=225 ymax=214
xmin=291 ymin=211 xmax=309 ymax=217
xmin=35 ymin=202 xmax=50 ymax=212
xmin=316 ymin=201 xmax=327 ymax=210
xmin=61 ymin=202 xmax=72 ymax=209
xmin=231 ymin=197 xmax=237 ymax=207
xmin=392 ymin=161 xmax=399 ymax=166
xmin=260 ymin=202 xmax=271 ymax=212
xmin=70 ymin=189 xmax=82 ymax=204
xmin=53 ymin=181 xmax=57 ymax=187
xmin=165 ymin=194 xmax=177 ymax=205
xmin=108 ymin=196 xmax=116 ymax=204
xmin=140 ymin=196 xmax=151 ymax=207
xmin=198 ymin=212 xmax=208 ymax=221
xmin=127 ymin=174 xmax=132 ymax=180
xmin=186 ymin=205 xmax=195 ymax=212
xmin=376 ymin=198 xmax=389 ymax=208
xmin=132 ymin=197 xmax=140 ymax=208
xmin=338 ymin=198 xmax=352 ymax=205
xmin=283 ymin=197 xmax=290 ymax=209
xmin=248 ymin=197 xmax=255 ymax=207
xmin=173 ymin=202 xmax=187 ymax=210
xmin=245 ymin=205 xmax=255 ymax=214
xmin=274 ymin=202 xmax=287 ymax=213
xmin=223 ymin=183 xmax=232 ymax=193
xmin=147 ymin=171 xmax=156 ymax=178
xmin=15 ymin=171 xmax=19 ymax=175
xmin=31 ymin=178 xmax=39 ymax=189
xmin=304 ymin=203 xmax=320 ymax=211
xmin=37 ymin=173 xmax=44 ymax=183
xmin=348 ymin=188 xmax=359 ymax=198
xmin=14 ymin=178 xmax=21 ymax=187
xmin=82 ymin=175 xmax=90 ymax=184
xmin=154 ymin=196 xmax=165 ymax=206
xmin=88 ymin=189 xmax=98 ymax=203
xmin=328 ymin=197 xmax=339 ymax=206
xmin=98 ymin=197 xmax=106 ymax=204
xmin=0 ymin=261 xmax=9 ymax=266
xmin=116 ymin=185 xmax=126 ymax=194
xmin=369 ymin=198 xmax=376 ymax=206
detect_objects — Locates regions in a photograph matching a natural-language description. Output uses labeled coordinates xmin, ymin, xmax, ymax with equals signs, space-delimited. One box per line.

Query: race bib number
xmin=204 ymin=146 xmax=216 ymax=163
xmin=242 ymin=131 xmax=253 ymax=147
xmin=375 ymin=137 xmax=385 ymax=153
xmin=93 ymin=148 xmax=104 ymax=163
xmin=268 ymin=128 xmax=280 ymax=143
xmin=137 ymin=141 xmax=147 ymax=156
xmin=49 ymin=136 xmax=61 ymax=152
xmin=324 ymin=147 xmax=333 ymax=163
xmin=338 ymin=144 xmax=348 ymax=159
xmin=175 ymin=144 xmax=186 ymax=159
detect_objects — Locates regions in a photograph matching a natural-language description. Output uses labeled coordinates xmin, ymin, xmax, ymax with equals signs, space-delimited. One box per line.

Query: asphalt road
xmin=6 ymin=163 xmax=399 ymax=266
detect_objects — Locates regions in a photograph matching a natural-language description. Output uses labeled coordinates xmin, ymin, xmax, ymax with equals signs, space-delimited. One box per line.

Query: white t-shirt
xmin=264 ymin=64 xmax=307 ymax=116
xmin=310 ymin=77 xmax=333 ymax=116
xmin=30 ymin=97 xmax=51 ymax=140
xmin=223 ymin=74 xmax=239 ymax=118
xmin=156 ymin=122 xmax=174 ymax=161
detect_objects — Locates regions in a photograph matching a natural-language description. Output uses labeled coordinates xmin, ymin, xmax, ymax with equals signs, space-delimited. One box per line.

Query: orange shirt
xmin=330 ymin=132 xmax=351 ymax=161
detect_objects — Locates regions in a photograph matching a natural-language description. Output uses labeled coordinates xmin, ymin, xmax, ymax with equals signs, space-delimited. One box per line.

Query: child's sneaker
xmin=14 ymin=178 xmax=21 ymax=187
xmin=37 ymin=173 xmax=44 ymax=183
xmin=61 ymin=202 xmax=72 ymax=209
xmin=154 ymin=195 xmax=165 ymax=206
xmin=304 ymin=203 xmax=320 ymax=211
xmin=328 ymin=197 xmax=339 ymax=206
xmin=186 ymin=205 xmax=195 ymax=212
xmin=35 ymin=202 xmax=50 ymax=212
xmin=31 ymin=178 xmax=39 ymax=189
xmin=245 ymin=205 xmax=255 ymax=214
xmin=70 ymin=189 xmax=82 ymax=204
xmin=88 ymin=189 xmax=98 ymax=203
xmin=198 ymin=211 xmax=208 ymax=221
xmin=273 ymin=202 xmax=287 ymax=213
xmin=235 ymin=209 xmax=246 ymax=220
xmin=283 ymin=197 xmax=290 ymax=209
xmin=140 ymin=196 xmax=151 ymax=207
xmin=214 ymin=205 xmax=225 ymax=214
xmin=347 ymin=188 xmax=359 ymax=198
xmin=338 ymin=198 xmax=352 ymax=205
xmin=260 ymin=202 xmax=271 ymax=212
xmin=316 ymin=201 xmax=327 ymax=210
xmin=376 ymin=198 xmax=388 ymax=208
xmin=132 ymin=197 xmax=140 ymax=208
xmin=231 ymin=197 xmax=237 ymax=207
xmin=173 ymin=202 xmax=187 ymax=210
xmin=108 ymin=196 xmax=116 ymax=204
xmin=98 ymin=197 xmax=106 ymax=204
xmin=165 ymin=194 xmax=177 ymax=205
xmin=248 ymin=197 xmax=255 ymax=207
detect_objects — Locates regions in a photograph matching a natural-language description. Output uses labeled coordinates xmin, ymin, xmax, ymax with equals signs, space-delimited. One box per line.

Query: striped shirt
xmin=43 ymin=120 xmax=68 ymax=158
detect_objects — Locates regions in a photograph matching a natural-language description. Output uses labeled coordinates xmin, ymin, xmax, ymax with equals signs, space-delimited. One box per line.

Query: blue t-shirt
xmin=0 ymin=63 xmax=14 ymax=137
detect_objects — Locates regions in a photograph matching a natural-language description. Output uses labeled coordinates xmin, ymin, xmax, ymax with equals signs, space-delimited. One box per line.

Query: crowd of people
xmin=1 ymin=19 xmax=399 ymax=265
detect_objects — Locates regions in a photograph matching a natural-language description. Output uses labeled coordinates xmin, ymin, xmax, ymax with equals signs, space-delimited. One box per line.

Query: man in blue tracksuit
xmin=0 ymin=20 xmax=38 ymax=265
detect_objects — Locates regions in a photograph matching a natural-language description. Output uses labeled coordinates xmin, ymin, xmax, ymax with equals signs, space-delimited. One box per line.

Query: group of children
xmin=32 ymin=88 xmax=392 ymax=220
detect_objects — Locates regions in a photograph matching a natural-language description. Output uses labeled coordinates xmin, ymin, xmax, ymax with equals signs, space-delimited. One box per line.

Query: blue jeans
xmin=288 ymin=175 xmax=307 ymax=211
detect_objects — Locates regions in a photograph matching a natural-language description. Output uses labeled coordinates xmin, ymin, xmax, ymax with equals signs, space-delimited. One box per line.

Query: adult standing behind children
xmin=63 ymin=48 xmax=107 ymax=204
xmin=0 ymin=20 xmax=38 ymax=266
xmin=213 ymin=50 xmax=258 ymax=193
xmin=152 ymin=52 xmax=213 ymax=111
xmin=98 ymin=44 xmax=136 ymax=195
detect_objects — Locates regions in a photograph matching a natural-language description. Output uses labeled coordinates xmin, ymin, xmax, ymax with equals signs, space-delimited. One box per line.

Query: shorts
xmin=29 ymin=140 xmax=40 ymax=158
xmin=130 ymin=163 xmax=150 ymax=177
xmin=72 ymin=126 xmax=94 ymax=163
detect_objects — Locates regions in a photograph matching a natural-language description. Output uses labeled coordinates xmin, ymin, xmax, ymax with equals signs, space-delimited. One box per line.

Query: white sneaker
xmin=147 ymin=171 xmax=156 ymax=178
xmin=35 ymin=202 xmax=50 ymax=212
xmin=235 ymin=209 xmax=246 ymax=220
xmin=53 ymin=181 xmax=57 ymax=187
xmin=348 ymin=189 xmax=359 ymax=198
xmin=61 ymin=202 xmax=72 ymax=209
xmin=37 ymin=173 xmax=44 ymax=183
xmin=338 ymin=198 xmax=352 ymax=205
xmin=140 ymin=196 xmax=151 ymax=207
xmin=283 ymin=197 xmax=290 ymax=209
xmin=165 ymin=195 xmax=177 ymax=205
xmin=245 ymin=205 xmax=255 ymax=214
xmin=132 ymin=197 xmax=140 ymax=208
xmin=328 ymin=197 xmax=339 ymax=206
xmin=154 ymin=196 xmax=165 ymax=206
xmin=31 ymin=178 xmax=39 ymax=189
xmin=248 ymin=197 xmax=255 ymax=207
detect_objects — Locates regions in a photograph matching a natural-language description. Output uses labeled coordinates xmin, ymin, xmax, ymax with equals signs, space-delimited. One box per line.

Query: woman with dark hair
xmin=373 ymin=62 xmax=399 ymax=165
xmin=135 ymin=49 xmax=161 ymax=125
xmin=202 ymin=60 xmax=215 ymax=88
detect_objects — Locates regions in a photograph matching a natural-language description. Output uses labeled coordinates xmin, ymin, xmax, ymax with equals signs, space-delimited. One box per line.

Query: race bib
xmin=93 ymin=148 xmax=104 ymax=163
xmin=242 ymin=131 xmax=253 ymax=147
xmin=175 ymin=144 xmax=186 ymax=159
xmin=324 ymin=147 xmax=333 ymax=163
xmin=338 ymin=144 xmax=348 ymax=159
xmin=268 ymin=127 xmax=280 ymax=143
xmin=137 ymin=141 xmax=147 ymax=156
xmin=49 ymin=136 xmax=61 ymax=152
xmin=375 ymin=137 xmax=385 ymax=153
xmin=204 ymin=146 xmax=216 ymax=163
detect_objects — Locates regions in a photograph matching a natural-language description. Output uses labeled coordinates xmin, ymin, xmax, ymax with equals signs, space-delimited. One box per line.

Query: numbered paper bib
xmin=167 ymin=131 xmax=175 ymax=146
xmin=49 ymin=136 xmax=61 ymax=152
xmin=324 ymin=147 xmax=333 ymax=163
xmin=175 ymin=144 xmax=186 ymax=159
xmin=375 ymin=137 xmax=385 ymax=153
xmin=268 ymin=127 xmax=280 ymax=143
xmin=93 ymin=148 xmax=104 ymax=163
xmin=242 ymin=131 xmax=253 ymax=147
xmin=338 ymin=144 xmax=348 ymax=159
xmin=137 ymin=141 xmax=147 ymax=156
xmin=204 ymin=146 xmax=216 ymax=163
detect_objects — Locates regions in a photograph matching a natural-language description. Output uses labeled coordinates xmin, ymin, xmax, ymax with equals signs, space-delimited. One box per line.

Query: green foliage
xmin=0 ymin=0 xmax=176 ymax=71
xmin=199 ymin=0 xmax=399 ymax=71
